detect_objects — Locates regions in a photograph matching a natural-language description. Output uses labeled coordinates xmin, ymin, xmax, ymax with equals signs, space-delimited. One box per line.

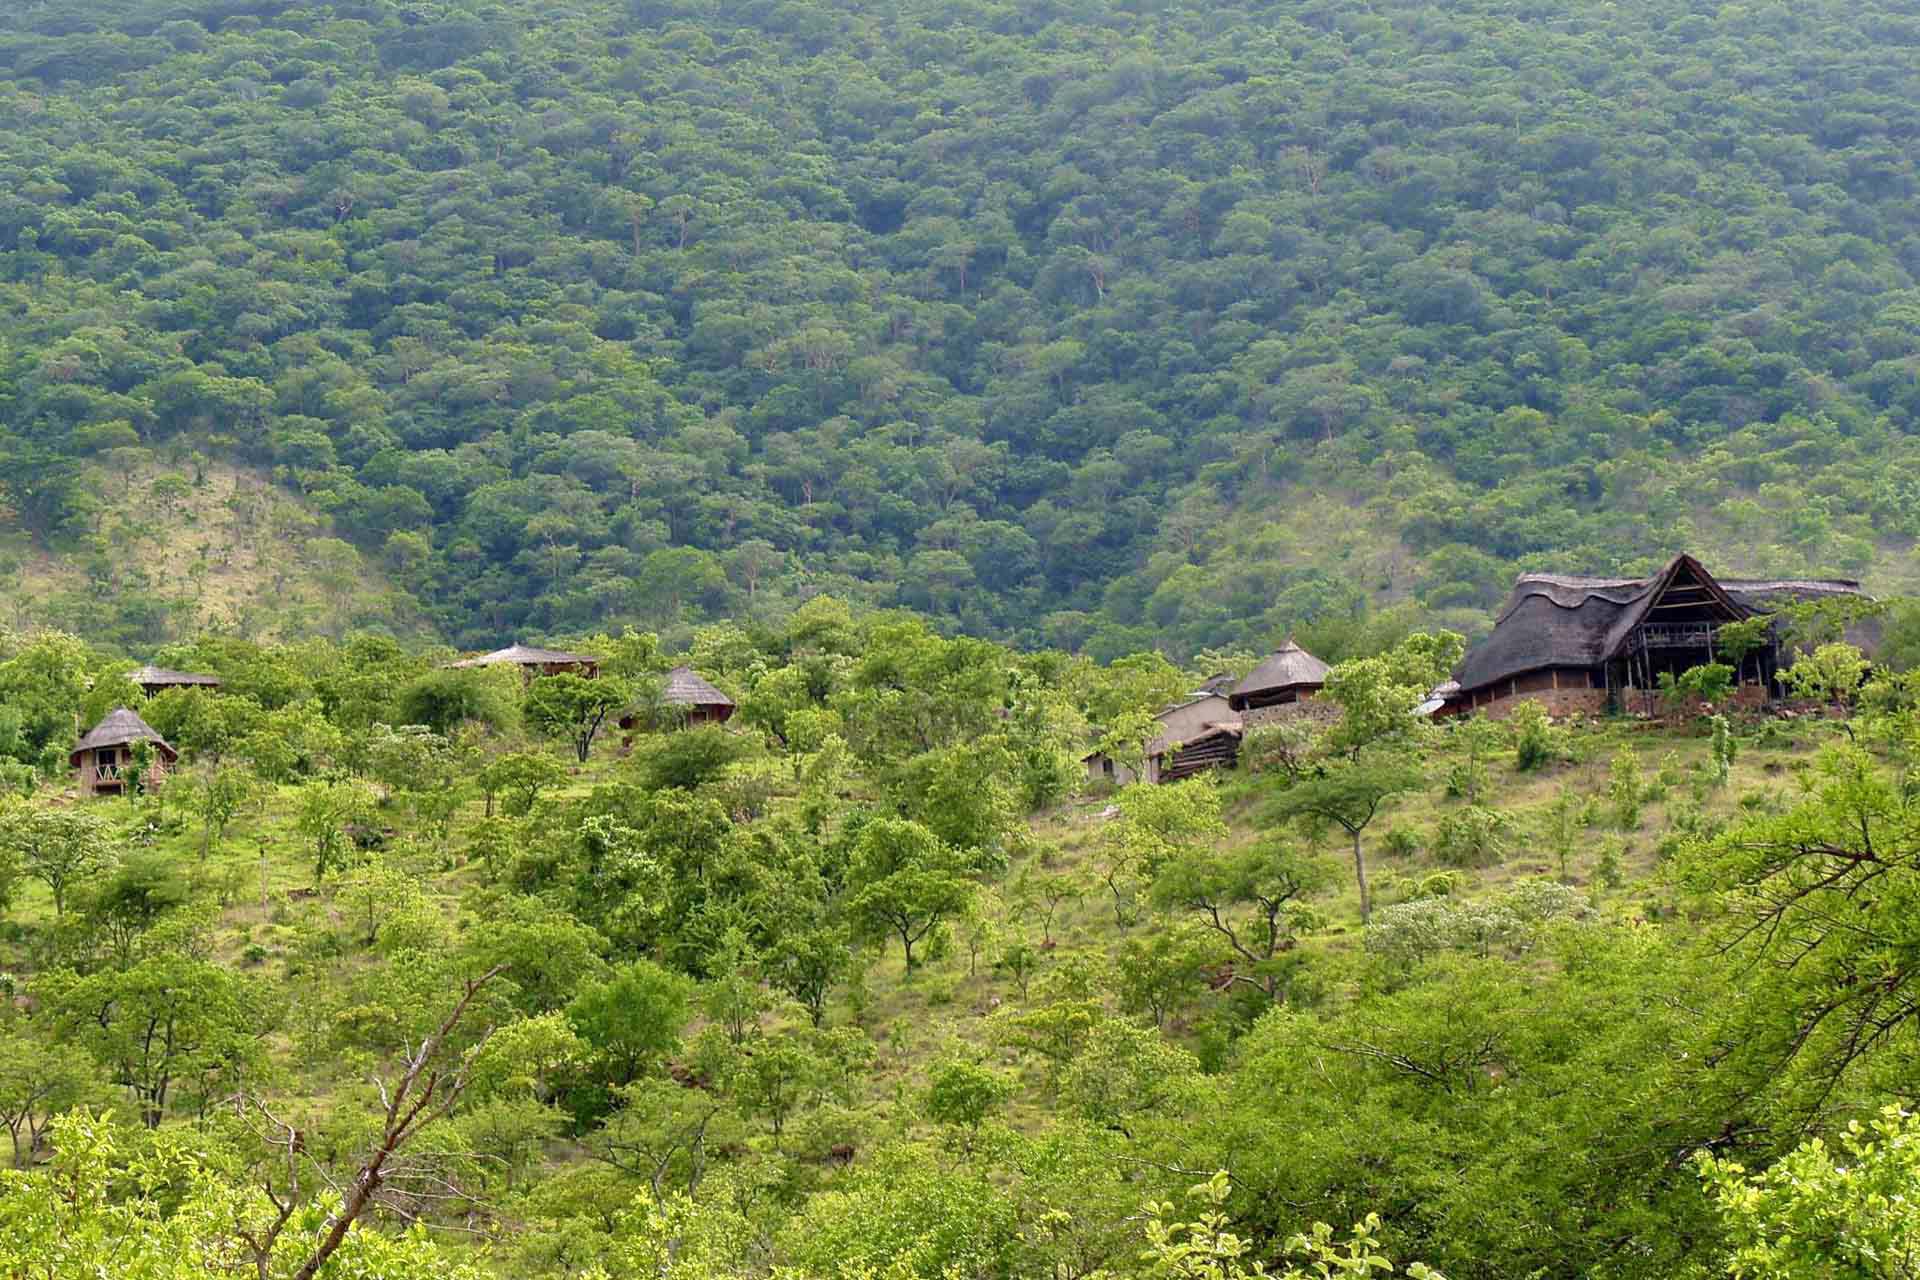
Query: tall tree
xmin=524 ymin=675 xmax=633 ymax=764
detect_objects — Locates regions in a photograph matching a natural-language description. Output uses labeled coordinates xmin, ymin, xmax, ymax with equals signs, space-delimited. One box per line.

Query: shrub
xmin=1381 ymin=826 xmax=1421 ymax=859
xmin=396 ymin=667 xmax=518 ymax=734
xmin=636 ymin=726 xmax=748 ymax=791
xmin=1608 ymin=746 xmax=1645 ymax=830
xmin=1782 ymin=642 xmax=1870 ymax=708
xmin=1594 ymin=837 xmax=1625 ymax=889
xmin=1433 ymin=805 xmax=1509 ymax=868
xmin=1364 ymin=879 xmax=1577 ymax=968
xmin=1655 ymin=662 xmax=1734 ymax=718
xmin=1510 ymin=699 xmax=1565 ymax=771
xmin=1241 ymin=719 xmax=1317 ymax=780
xmin=1708 ymin=715 xmax=1736 ymax=786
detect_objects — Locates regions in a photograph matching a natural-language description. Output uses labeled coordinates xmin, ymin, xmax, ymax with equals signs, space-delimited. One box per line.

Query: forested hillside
xmin=5 ymin=0 xmax=1920 ymax=652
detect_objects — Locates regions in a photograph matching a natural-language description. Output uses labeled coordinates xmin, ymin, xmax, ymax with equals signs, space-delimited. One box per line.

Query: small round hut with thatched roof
xmin=71 ymin=707 xmax=177 ymax=797
xmin=661 ymin=666 xmax=735 ymax=726
xmin=1227 ymin=640 xmax=1333 ymax=726
xmin=616 ymin=665 xmax=736 ymax=747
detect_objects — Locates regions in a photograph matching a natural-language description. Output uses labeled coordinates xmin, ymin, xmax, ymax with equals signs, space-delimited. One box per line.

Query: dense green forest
xmin=5 ymin=0 xmax=1920 ymax=652
xmin=9 ymin=0 xmax=1920 ymax=1270
xmin=4 ymin=613 xmax=1920 ymax=1278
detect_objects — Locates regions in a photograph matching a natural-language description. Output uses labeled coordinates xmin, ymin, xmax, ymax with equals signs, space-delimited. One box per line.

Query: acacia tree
xmin=845 ymin=817 xmax=975 ymax=973
xmin=39 ymin=953 xmax=266 ymax=1128
xmin=1151 ymin=840 xmax=1333 ymax=999
xmin=295 ymin=779 xmax=376 ymax=883
xmin=0 ymin=804 xmax=114 ymax=917
xmin=1267 ymin=764 xmax=1422 ymax=925
xmin=1098 ymin=779 xmax=1227 ymax=926
xmin=760 ymin=922 xmax=851 ymax=1028
xmin=192 ymin=765 xmax=256 ymax=861
xmin=477 ymin=750 xmax=566 ymax=817
xmin=588 ymin=1076 xmax=742 ymax=1201
xmin=0 ymin=1030 xmax=100 ymax=1167
xmin=1676 ymin=744 xmax=1920 ymax=1116
xmin=1266 ymin=633 xmax=1461 ymax=924
xmin=230 ymin=966 xmax=507 ymax=1280
xmin=524 ymin=674 xmax=632 ymax=763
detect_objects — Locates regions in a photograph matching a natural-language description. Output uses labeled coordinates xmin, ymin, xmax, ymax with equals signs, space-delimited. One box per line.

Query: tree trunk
xmin=1352 ymin=830 xmax=1372 ymax=925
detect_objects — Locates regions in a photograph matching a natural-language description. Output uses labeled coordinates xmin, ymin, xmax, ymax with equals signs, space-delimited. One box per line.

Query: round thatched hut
xmin=71 ymin=707 xmax=177 ymax=797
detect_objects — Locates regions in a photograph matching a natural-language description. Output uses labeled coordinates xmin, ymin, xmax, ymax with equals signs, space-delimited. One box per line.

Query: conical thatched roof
xmin=661 ymin=666 xmax=734 ymax=708
xmin=129 ymin=664 xmax=220 ymax=689
xmin=1231 ymin=640 xmax=1331 ymax=700
xmin=71 ymin=708 xmax=177 ymax=765
xmin=446 ymin=642 xmax=600 ymax=669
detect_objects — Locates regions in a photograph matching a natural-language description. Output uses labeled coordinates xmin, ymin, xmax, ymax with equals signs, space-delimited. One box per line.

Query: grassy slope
xmin=0 ymin=710 xmax=1833 ymax=1163
xmin=1 ymin=452 xmax=421 ymax=644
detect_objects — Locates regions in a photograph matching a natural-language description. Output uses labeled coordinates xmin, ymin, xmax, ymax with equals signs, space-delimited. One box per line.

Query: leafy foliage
xmin=5 ymin=0 xmax=1920 ymax=653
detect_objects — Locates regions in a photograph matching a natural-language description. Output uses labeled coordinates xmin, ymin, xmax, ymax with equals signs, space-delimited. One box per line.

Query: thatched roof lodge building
xmin=445 ymin=642 xmax=600 ymax=680
xmin=1442 ymin=554 xmax=1867 ymax=718
xmin=72 ymin=708 xmax=177 ymax=797
xmin=129 ymin=665 xmax=221 ymax=696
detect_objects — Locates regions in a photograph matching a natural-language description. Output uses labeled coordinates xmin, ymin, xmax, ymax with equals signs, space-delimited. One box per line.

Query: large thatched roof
xmin=70 ymin=707 xmax=177 ymax=765
xmin=447 ymin=643 xmax=600 ymax=669
xmin=1232 ymin=641 xmax=1331 ymax=700
xmin=661 ymin=666 xmax=734 ymax=708
xmin=129 ymin=664 xmax=220 ymax=689
xmin=1453 ymin=554 xmax=1866 ymax=695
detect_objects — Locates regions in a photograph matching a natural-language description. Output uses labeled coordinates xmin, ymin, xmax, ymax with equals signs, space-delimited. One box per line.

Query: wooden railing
xmin=1633 ymin=622 xmax=1717 ymax=650
xmin=92 ymin=764 xmax=125 ymax=786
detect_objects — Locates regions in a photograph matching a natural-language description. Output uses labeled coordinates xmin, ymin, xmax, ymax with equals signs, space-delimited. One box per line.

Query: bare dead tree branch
xmin=286 ymin=964 xmax=505 ymax=1280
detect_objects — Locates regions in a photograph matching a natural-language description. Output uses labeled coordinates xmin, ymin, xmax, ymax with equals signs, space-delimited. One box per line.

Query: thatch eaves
xmin=1231 ymin=641 xmax=1331 ymax=702
xmin=129 ymin=665 xmax=221 ymax=689
xmin=660 ymin=665 xmax=734 ymax=708
xmin=1721 ymin=578 xmax=1866 ymax=610
xmin=71 ymin=707 xmax=177 ymax=765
